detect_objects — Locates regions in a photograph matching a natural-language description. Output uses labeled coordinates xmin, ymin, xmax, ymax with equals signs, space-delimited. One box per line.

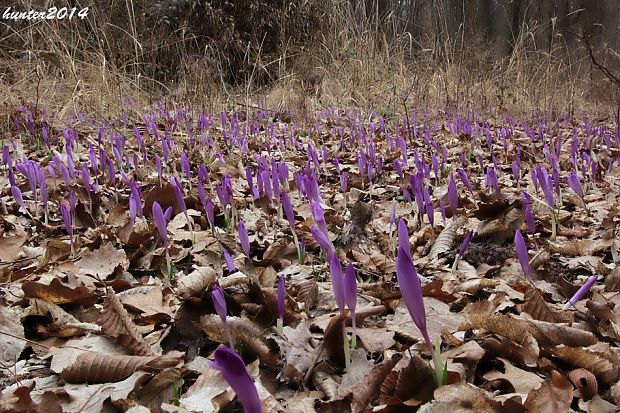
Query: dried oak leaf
xmin=0 ymin=305 xmax=26 ymax=368
xmin=524 ymin=370 xmax=573 ymax=413
xmin=522 ymin=287 xmax=571 ymax=323
xmin=427 ymin=218 xmax=459 ymax=261
xmin=551 ymin=344 xmax=619 ymax=385
xmin=177 ymin=266 xmax=218 ymax=299
xmin=380 ymin=354 xmax=435 ymax=408
xmin=25 ymin=298 xmax=82 ymax=337
xmin=568 ymin=368 xmax=598 ymax=401
xmin=76 ymin=241 xmax=128 ymax=279
xmin=417 ymin=383 xmax=499 ymax=413
xmin=58 ymin=351 xmax=181 ymax=383
xmin=481 ymin=335 xmax=538 ymax=367
xmin=483 ymin=357 xmax=544 ymax=395
xmin=98 ymin=288 xmax=157 ymax=356
xmin=272 ymin=323 xmax=317 ymax=383
xmin=200 ymin=314 xmax=279 ymax=367
xmin=0 ymin=383 xmax=62 ymax=413
xmin=468 ymin=313 xmax=596 ymax=347
xmin=318 ymin=353 xmax=402 ymax=413
xmin=22 ymin=277 xmax=97 ymax=306
xmin=133 ymin=368 xmax=183 ymax=410
xmin=604 ymin=266 xmax=620 ymax=292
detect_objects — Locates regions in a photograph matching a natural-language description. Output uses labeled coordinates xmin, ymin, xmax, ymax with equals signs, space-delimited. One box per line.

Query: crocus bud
xmin=238 ymin=220 xmax=250 ymax=258
xmin=563 ymin=275 xmax=598 ymax=310
xmin=212 ymin=284 xmax=234 ymax=349
xmin=209 ymin=347 xmax=261 ymax=413
xmin=514 ymin=230 xmax=533 ymax=284
xmin=329 ymin=253 xmax=346 ymax=313
xmin=459 ymin=230 xmax=473 ymax=256
xmin=223 ymin=249 xmax=236 ymax=273
xmin=447 ymin=173 xmax=458 ymax=215
xmin=566 ymin=171 xmax=584 ymax=200
xmin=277 ymin=276 xmax=285 ymax=333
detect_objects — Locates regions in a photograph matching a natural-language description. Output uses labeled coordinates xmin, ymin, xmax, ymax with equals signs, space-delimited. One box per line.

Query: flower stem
xmin=343 ymin=319 xmax=350 ymax=370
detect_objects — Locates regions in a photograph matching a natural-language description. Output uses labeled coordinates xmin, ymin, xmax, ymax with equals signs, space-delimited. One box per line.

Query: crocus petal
xmin=395 ymin=246 xmax=431 ymax=349
xmin=447 ymin=173 xmax=458 ymax=213
xmin=212 ymin=284 xmax=227 ymax=324
xmin=223 ymin=249 xmax=236 ymax=273
xmin=152 ymin=201 xmax=168 ymax=247
xmin=344 ymin=263 xmax=357 ymax=312
xmin=277 ymin=276 xmax=286 ymax=321
xmin=238 ymin=220 xmax=250 ymax=258
xmin=458 ymin=230 xmax=473 ymax=256
xmin=282 ymin=192 xmax=295 ymax=229
xmin=209 ymin=347 xmax=262 ymax=413
xmin=564 ymin=275 xmax=598 ymax=309
xmin=328 ymin=253 xmax=346 ymax=312
xmin=310 ymin=224 xmax=334 ymax=258
xmin=397 ymin=219 xmax=411 ymax=257
xmin=514 ymin=230 xmax=533 ymax=283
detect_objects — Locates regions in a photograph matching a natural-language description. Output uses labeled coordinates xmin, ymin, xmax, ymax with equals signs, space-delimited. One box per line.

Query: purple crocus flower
xmin=514 ymin=230 xmax=533 ymax=284
xmin=223 ymin=249 xmax=236 ymax=273
xmin=310 ymin=200 xmax=329 ymax=238
xmin=329 ymin=253 xmax=346 ymax=313
xmin=282 ymin=192 xmax=295 ymax=230
xmin=181 ymin=152 xmax=191 ymax=183
xmin=459 ymin=230 xmax=473 ymax=256
xmin=212 ymin=284 xmax=234 ymax=349
xmin=563 ymin=275 xmax=598 ymax=310
xmin=340 ymin=172 xmax=348 ymax=194
xmin=447 ymin=173 xmax=458 ymax=215
xmin=521 ymin=192 xmax=536 ymax=234
xmin=310 ymin=224 xmax=334 ymax=258
xmin=60 ymin=201 xmax=74 ymax=256
xmin=11 ymin=185 xmax=25 ymax=210
xmin=344 ymin=263 xmax=357 ymax=348
xmin=152 ymin=201 xmax=173 ymax=248
xmin=566 ymin=172 xmax=584 ymax=200
xmin=396 ymin=240 xmax=435 ymax=370
xmin=485 ymin=167 xmax=500 ymax=198
xmin=238 ymin=220 xmax=250 ymax=258
xmin=423 ymin=187 xmax=434 ymax=226
xmin=209 ymin=347 xmax=261 ymax=413
xmin=397 ymin=218 xmax=411 ymax=257
xmin=277 ymin=276 xmax=285 ymax=333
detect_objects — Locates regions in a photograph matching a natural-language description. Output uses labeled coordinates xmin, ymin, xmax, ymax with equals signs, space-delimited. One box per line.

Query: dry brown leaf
xmin=295 ymin=279 xmax=319 ymax=310
xmin=200 ymin=314 xmax=278 ymax=367
xmin=98 ymin=288 xmax=157 ymax=356
xmin=548 ymin=239 xmax=613 ymax=257
xmin=76 ymin=241 xmax=128 ymax=279
xmin=417 ymin=383 xmax=498 ymax=412
xmin=468 ymin=313 xmax=596 ymax=347
xmin=273 ymin=323 xmax=317 ymax=383
xmin=37 ymin=239 xmax=71 ymax=268
xmin=522 ymin=287 xmax=571 ymax=323
xmin=427 ymin=219 xmax=459 ymax=261
xmin=0 ymin=223 xmax=27 ymax=263
xmin=0 ymin=384 xmax=62 ymax=413
xmin=177 ymin=266 xmax=218 ymax=299
xmin=483 ymin=357 xmax=544 ymax=394
xmin=180 ymin=363 xmax=234 ymax=412
xmin=314 ymin=371 xmax=339 ymax=401
xmin=22 ymin=277 xmax=97 ymax=306
xmin=604 ymin=266 xmax=620 ymax=292
xmin=134 ymin=368 xmax=184 ymax=410
xmin=0 ymin=306 xmax=26 ymax=368
xmin=318 ymin=353 xmax=402 ymax=413
xmin=524 ymin=370 xmax=573 ymax=413
xmin=551 ymin=345 xmax=619 ymax=385
xmin=568 ymin=368 xmax=598 ymax=401
xmin=25 ymin=298 xmax=82 ymax=337
xmin=59 ymin=351 xmax=157 ymax=383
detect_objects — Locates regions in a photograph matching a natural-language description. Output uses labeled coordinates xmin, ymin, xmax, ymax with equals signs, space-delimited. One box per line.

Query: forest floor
xmin=0 ymin=102 xmax=619 ymax=413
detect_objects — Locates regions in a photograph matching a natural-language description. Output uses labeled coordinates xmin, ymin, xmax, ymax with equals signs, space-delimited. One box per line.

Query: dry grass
xmin=0 ymin=0 xmax=617 ymax=121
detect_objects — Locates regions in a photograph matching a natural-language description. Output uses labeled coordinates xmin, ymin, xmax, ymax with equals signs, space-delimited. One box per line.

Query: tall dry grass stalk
xmin=0 ymin=0 xmax=616 ymax=121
